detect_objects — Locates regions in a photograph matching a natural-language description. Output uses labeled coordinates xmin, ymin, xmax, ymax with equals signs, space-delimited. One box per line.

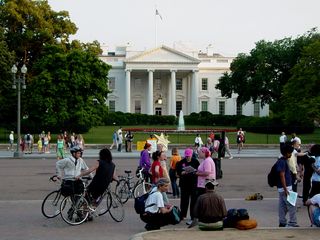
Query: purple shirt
xmin=139 ymin=149 xmax=151 ymax=171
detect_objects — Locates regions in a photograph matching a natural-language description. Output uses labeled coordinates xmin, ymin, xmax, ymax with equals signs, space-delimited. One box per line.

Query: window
xmin=176 ymin=101 xmax=182 ymax=116
xmin=109 ymin=100 xmax=115 ymax=112
xmin=135 ymin=100 xmax=141 ymax=114
xmin=254 ymin=102 xmax=260 ymax=117
xmin=155 ymin=107 xmax=162 ymax=116
xmin=201 ymin=78 xmax=208 ymax=90
xmin=219 ymin=101 xmax=225 ymax=115
xmin=236 ymin=101 xmax=242 ymax=115
xmin=108 ymin=77 xmax=115 ymax=90
xmin=176 ymin=79 xmax=182 ymax=90
xmin=217 ymin=59 xmax=228 ymax=63
xmin=134 ymin=79 xmax=142 ymax=89
xmin=201 ymin=101 xmax=208 ymax=111
xmin=155 ymin=79 xmax=161 ymax=90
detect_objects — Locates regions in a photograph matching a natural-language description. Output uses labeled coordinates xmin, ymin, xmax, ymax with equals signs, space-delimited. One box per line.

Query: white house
xmin=99 ymin=45 xmax=269 ymax=117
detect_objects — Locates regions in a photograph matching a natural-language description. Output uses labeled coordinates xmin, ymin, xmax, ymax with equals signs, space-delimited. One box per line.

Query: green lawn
xmin=1 ymin=126 xmax=319 ymax=145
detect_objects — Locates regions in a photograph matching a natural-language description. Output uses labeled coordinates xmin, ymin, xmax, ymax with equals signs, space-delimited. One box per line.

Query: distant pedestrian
xmin=109 ymin=131 xmax=117 ymax=150
xmin=279 ymin=132 xmax=287 ymax=152
xmin=236 ymin=128 xmax=245 ymax=153
xmin=117 ymin=127 xmax=123 ymax=152
xmin=8 ymin=131 xmax=14 ymax=151
xmin=194 ymin=134 xmax=203 ymax=149
xmin=224 ymin=135 xmax=233 ymax=159
xmin=56 ymin=134 xmax=65 ymax=159
xmin=125 ymin=131 xmax=134 ymax=152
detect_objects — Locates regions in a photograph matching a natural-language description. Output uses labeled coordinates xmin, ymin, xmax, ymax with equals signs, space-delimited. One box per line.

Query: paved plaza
xmin=0 ymin=145 xmax=319 ymax=239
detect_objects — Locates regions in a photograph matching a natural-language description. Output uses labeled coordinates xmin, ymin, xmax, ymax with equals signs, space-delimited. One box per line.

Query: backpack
xmin=134 ymin=191 xmax=155 ymax=214
xmin=267 ymin=160 xmax=280 ymax=187
xmin=26 ymin=134 xmax=30 ymax=141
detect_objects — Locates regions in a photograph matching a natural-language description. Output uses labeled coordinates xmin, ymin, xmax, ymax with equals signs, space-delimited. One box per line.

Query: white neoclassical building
xmin=100 ymin=45 xmax=269 ymax=117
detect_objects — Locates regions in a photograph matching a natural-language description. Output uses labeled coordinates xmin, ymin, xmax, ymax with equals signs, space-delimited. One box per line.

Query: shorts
xmin=312 ymin=208 xmax=320 ymax=227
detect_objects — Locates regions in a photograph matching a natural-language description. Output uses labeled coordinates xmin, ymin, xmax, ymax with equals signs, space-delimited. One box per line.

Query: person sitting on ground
xmin=305 ymin=193 xmax=320 ymax=227
xmin=190 ymin=179 xmax=227 ymax=230
xmin=140 ymin=178 xmax=174 ymax=231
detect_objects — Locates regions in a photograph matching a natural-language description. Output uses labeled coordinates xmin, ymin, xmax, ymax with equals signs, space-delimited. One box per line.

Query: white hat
xmin=205 ymin=179 xmax=219 ymax=187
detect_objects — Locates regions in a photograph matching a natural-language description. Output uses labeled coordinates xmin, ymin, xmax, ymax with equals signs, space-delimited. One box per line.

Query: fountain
xmin=177 ymin=110 xmax=185 ymax=131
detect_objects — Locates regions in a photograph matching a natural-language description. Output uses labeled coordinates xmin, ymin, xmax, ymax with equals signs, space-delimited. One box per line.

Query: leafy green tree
xmin=23 ymin=43 xmax=111 ymax=133
xmin=216 ymin=29 xmax=320 ymax=114
xmin=282 ymin=39 xmax=320 ymax=124
xmin=0 ymin=0 xmax=77 ymax=66
xmin=0 ymin=26 xmax=15 ymax=127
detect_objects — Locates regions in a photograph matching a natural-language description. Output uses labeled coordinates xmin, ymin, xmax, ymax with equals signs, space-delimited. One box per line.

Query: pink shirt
xmin=197 ymin=157 xmax=216 ymax=188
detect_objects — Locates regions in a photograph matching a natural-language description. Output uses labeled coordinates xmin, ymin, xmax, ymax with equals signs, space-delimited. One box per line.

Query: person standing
xmin=176 ymin=148 xmax=200 ymax=222
xmin=276 ymin=143 xmax=299 ymax=227
xmin=236 ymin=128 xmax=245 ymax=154
xmin=151 ymin=150 xmax=163 ymax=184
xmin=169 ymin=148 xmax=181 ymax=198
xmin=8 ymin=131 xmax=14 ymax=151
xmin=224 ymin=135 xmax=233 ymax=159
xmin=279 ymin=132 xmax=287 ymax=152
xmin=196 ymin=147 xmax=216 ymax=197
xmin=56 ymin=134 xmax=65 ymax=160
xmin=194 ymin=134 xmax=203 ymax=149
xmin=125 ymin=131 xmax=134 ymax=152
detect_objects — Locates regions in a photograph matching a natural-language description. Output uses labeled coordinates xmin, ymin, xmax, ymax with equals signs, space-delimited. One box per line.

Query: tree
xmin=0 ymin=0 xmax=77 ymax=66
xmin=0 ymin=26 xmax=15 ymax=127
xmin=282 ymin=39 xmax=320 ymax=124
xmin=23 ymin=43 xmax=111 ymax=133
xmin=216 ymin=29 xmax=320 ymax=114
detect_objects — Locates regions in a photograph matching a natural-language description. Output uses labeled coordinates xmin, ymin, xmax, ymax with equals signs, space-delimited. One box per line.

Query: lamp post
xmin=11 ymin=64 xmax=27 ymax=158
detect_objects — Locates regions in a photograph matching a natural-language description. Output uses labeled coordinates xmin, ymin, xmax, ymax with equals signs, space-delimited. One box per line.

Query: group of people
xmin=110 ymin=127 xmax=134 ymax=152
xmin=275 ymin=132 xmax=320 ymax=228
xmin=138 ymin=141 xmax=227 ymax=230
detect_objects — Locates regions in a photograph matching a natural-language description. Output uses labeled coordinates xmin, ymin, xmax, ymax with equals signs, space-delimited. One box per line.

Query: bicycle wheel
xmin=107 ymin=192 xmax=124 ymax=222
xmin=133 ymin=182 xmax=153 ymax=198
xmin=96 ymin=192 xmax=111 ymax=216
xmin=115 ymin=179 xmax=130 ymax=204
xmin=60 ymin=195 xmax=89 ymax=225
xmin=41 ymin=190 xmax=62 ymax=218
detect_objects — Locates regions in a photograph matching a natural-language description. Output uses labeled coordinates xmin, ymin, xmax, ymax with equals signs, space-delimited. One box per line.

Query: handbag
xmin=171 ymin=206 xmax=181 ymax=224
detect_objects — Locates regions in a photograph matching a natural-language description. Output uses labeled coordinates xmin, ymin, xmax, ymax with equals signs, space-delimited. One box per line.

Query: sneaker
xmin=186 ymin=220 xmax=193 ymax=225
xmin=279 ymin=223 xmax=287 ymax=227
xmin=287 ymin=223 xmax=299 ymax=227
xmin=229 ymin=156 xmax=233 ymax=159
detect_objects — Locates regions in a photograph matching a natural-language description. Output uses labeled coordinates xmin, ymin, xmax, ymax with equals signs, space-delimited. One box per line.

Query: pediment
xmin=125 ymin=45 xmax=200 ymax=64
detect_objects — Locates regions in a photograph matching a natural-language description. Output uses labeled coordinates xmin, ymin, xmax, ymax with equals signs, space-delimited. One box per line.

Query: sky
xmin=48 ymin=0 xmax=320 ymax=56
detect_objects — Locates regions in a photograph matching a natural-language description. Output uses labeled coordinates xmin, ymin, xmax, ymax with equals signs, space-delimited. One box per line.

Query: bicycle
xmin=115 ymin=168 xmax=153 ymax=204
xmin=41 ymin=175 xmax=63 ymax=218
xmin=59 ymin=178 xmax=124 ymax=225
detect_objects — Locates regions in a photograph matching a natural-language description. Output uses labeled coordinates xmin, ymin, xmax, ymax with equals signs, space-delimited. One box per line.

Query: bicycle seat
xmin=125 ymin=170 xmax=132 ymax=174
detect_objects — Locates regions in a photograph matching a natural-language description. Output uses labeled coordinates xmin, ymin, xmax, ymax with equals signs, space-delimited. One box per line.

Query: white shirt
xmin=56 ymin=156 xmax=89 ymax=180
xmin=279 ymin=135 xmax=287 ymax=143
xmin=291 ymin=136 xmax=301 ymax=145
xmin=9 ymin=133 xmax=14 ymax=141
xmin=145 ymin=187 xmax=164 ymax=213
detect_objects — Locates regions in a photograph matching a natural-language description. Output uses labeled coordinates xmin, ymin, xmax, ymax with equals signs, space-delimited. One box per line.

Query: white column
xmin=125 ymin=69 xmax=131 ymax=113
xmin=170 ymin=70 xmax=176 ymax=116
xmin=147 ymin=70 xmax=154 ymax=115
xmin=191 ymin=70 xmax=199 ymax=113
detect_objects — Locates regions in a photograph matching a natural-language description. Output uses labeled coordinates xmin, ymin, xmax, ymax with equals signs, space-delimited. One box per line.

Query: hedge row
xmin=102 ymin=111 xmax=315 ymax=134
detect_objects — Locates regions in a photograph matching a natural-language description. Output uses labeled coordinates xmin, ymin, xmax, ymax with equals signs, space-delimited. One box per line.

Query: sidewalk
xmin=0 ymin=144 xmax=281 ymax=159
xmin=130 ymin=228 xmax=320 ymax=240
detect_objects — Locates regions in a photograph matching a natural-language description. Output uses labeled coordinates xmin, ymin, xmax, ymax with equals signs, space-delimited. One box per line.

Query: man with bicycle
xmin=56 ymin=146 xmax=89 ymax=196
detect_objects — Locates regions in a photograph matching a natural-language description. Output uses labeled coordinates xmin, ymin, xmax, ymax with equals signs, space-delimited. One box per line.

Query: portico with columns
xmin=123 ymin=45 xmax=201 ymax=116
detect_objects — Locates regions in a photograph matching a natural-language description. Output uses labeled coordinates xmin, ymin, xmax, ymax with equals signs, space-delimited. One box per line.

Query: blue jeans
xmin=278 ymin=191 xmax=297 ymax=226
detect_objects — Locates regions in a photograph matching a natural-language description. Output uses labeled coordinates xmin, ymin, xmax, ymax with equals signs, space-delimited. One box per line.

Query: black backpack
xmin=134 ymin=191 xmax=156 ymax=214
xmin=267 ymin=160 xmax=280 ymax=187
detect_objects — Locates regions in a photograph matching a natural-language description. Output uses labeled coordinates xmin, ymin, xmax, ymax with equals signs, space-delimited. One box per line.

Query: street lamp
xmin=11 ymin=64 xmax=27 ymax=158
